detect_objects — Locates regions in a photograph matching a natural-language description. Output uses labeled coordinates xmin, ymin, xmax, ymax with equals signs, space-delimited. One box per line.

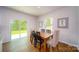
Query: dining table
xmin=40 ymin=32 xmax=53 ymax=52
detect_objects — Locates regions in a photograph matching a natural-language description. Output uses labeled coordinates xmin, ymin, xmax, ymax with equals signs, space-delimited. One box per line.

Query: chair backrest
xmin=31 ymin=31 xmax=36 ymax=39
xmin=47 ymin=30 xmax=59 ymax=47
xmin=41 ymin=29 xmax=45 ymax=32
xmin=36 ymin=31 xmax=40 ymax=36
xmin=32 ymin=31 xmax=42 ymax=40
xmin=46 ymin=29 xmax=51 ymax=34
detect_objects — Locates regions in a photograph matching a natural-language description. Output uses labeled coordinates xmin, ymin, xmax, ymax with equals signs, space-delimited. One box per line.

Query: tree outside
xmin=11 ymin=20 xmax=27 ymax=40
xmin=11 ymin=20 xmax=27 ymax=35
xmin=45 ymin=17 xmax=52 ymax=29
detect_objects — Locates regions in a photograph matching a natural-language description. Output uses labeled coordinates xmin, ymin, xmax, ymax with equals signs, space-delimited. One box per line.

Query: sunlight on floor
xmin=11 ymin=33 xmax=27 ymax=40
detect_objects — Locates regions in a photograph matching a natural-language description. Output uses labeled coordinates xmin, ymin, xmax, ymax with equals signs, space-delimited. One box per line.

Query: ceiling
xmin=7 ymin=6 xmax=63 ymax=16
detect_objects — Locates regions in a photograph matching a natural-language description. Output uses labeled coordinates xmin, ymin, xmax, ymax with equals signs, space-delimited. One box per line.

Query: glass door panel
xmin=20 ymin=20 xmax=27 ymax=38
xmin=10 ymin=19 xmax=27 ymax=40
xmin=11 ymin=20 xmax=20 ymax=40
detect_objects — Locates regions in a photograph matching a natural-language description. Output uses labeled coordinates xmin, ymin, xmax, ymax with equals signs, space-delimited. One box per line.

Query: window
xmin=40 ymin=17 xmax=53 ymax=33
xmin=10 ymin=19 xmax=27 ymax=40
xmin=44 ymin=17 xmax=53 ymax=30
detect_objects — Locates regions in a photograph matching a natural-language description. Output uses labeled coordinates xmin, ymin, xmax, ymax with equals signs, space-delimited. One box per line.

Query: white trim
xmin=59 ymin=40 xmax=79 ymax=50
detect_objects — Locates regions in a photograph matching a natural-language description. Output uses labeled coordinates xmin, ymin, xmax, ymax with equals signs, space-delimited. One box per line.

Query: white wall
xmin=0 ymin=7 xmax=37 ymax=43
xmin=76 ymin=7 xmax=79 ymax=48
xmin=0 ymin=7 xmax=3 ymax=51
xmin=37 ymin=7 xmax=79 ymax=48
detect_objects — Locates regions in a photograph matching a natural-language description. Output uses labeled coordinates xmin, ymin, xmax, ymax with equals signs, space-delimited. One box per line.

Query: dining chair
xmin=30 ymin=31 xmax=35 ymax=44
xmin=46 ymin=29 xmax=51 ymax=34
xmin=31 ymin=31 xmax=44 ymax=51
xmin=41 ymin=29 xmax=45 ymax=32
xmin=47 ymin=30 xmax=59 ymax=51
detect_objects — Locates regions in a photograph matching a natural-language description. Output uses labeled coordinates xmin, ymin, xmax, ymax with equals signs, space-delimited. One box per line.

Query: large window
xmin=44 ymin=17 xmax=53 ymax=30
xmin=11 ymin=19 xmax=27 ymax=40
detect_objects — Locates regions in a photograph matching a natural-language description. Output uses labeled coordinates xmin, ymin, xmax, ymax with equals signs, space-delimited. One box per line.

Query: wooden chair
xmin=41 ymin=29 xmax=45 ymax=32
xmin=30 ymin=31 xmax=44 ymax=51
xmin=46 ymin=29 xmax=51 ymax=34
xmin=47 ymin=30 xmax=59 ymax=52
xmin=30 ymin=31 xmax=35 ymax=44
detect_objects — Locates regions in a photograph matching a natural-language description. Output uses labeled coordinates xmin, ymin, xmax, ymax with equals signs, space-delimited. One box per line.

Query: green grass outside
xmin=11 ymin=30 xmax=27 ymax=35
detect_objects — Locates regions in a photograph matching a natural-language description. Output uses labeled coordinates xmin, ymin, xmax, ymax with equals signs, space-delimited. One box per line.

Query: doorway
xmin=10 ymin=19 xmax=27 ymax=40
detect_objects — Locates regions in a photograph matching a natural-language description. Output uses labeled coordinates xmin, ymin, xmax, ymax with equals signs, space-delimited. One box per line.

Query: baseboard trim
xmin=59 ymin=40 xmax=79 ymax=50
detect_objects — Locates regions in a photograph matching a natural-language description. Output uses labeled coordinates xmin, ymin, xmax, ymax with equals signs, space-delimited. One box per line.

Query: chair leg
xmin=57 ymin=45 xmax=59 ymax=51
xmin=46 ymin=44 xmax=51 ymax=52
xmin=47 ymin=45 xmax=52 ymax=52
xmin=39 ymin=44 xmax=41 ymax=52
xmin=45 ymin=44 xmax=47 ymax=51
xmin=50 ymin=46 xmax=53 ymax=52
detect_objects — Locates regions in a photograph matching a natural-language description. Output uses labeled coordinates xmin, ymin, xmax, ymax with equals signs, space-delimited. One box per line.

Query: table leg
xmin=44 ymin=39 xmax=47 ymax=52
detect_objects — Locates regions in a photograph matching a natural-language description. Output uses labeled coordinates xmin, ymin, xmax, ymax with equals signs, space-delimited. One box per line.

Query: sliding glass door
xmin=10 ymin=20 xmax=27 ymax=40
xmin=20 ymin=20 xmax=27 ymax=39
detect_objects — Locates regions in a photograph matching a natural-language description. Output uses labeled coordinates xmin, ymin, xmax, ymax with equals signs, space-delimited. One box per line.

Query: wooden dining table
xmin=40 ymin=32 xmax=53 ymax=52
